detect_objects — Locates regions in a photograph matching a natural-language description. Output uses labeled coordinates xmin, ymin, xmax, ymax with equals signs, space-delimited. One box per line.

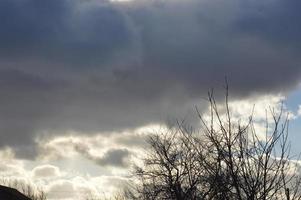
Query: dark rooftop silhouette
xmin=0 ymin=185 xmax=31 ymax=200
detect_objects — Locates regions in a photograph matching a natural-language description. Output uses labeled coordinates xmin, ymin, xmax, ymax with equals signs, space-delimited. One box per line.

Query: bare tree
xmin=131 ymin=88 xmax=301 ymax=200
xmin=0 ymin=178 xmax=47 ymax=200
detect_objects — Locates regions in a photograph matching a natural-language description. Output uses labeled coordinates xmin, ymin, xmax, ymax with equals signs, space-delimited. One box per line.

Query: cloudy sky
xmin=0 ymin=0 xmax=301 ymax=199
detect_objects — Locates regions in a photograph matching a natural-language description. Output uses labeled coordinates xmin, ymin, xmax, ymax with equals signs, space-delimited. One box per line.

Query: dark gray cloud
xmin=0 ymin=0 xmax=135 ymax=66
xmin=236 ymin=0 xmax=301 ymax=49
xmin=74 ymin=142 xmax=130 ymax=167
xmin=96 ymin=149 xmax=130 ymax=167
xmin=0 ymin=0 xmax=301 ymax=158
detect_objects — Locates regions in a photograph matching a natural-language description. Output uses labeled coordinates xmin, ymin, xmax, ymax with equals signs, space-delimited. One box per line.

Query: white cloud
xmin=36 ymin=124 xmax=162 ymax=166
xmin=46 ymin=180 xmax=76 ymax=200
xmin=297 ymin=105 xmax=301 ymax=117
xmin=32 ymin=165 xmax=61 ymax=179
xmin=44 ymin=175 xmax=130 ymax=200
xmin=0 ymin=148 xmax=27 ymax=178
xmin=201 ymin=93 xmax=296 ymax=140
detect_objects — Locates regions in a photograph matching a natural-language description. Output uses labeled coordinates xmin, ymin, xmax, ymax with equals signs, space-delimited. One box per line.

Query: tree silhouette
xmin=130 ymin=88 xmax=301 ymax=200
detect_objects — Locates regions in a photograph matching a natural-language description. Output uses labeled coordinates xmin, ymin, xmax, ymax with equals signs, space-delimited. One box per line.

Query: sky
xmin=0 ymin=0 xmax=301 ymax=199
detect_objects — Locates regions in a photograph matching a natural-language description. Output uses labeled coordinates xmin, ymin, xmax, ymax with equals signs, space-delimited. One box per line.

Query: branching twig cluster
xmin=130 ymin=89 xmax=301 ymax=200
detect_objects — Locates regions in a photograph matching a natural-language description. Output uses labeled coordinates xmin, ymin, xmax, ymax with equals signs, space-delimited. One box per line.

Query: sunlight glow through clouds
xmin=0 ymin=0 xmax=301 ymax=199
xmin=1 ymin=95 xmax=301 ymax=199
xmin=201 ymin=93 xmax=297 ymax=141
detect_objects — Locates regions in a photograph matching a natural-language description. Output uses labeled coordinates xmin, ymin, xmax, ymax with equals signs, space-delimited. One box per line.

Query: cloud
xmin=46 ymin=180 xmax=77 ymax=200
xmin=0 ymin=0 xmax=136 ymax=66
xmin=37 ymin=133 xmax=135 ymax=168
xmin=0 ymin=0 xmax=301 ymax=158
xmin=297 ymin=105 xmax=301 ymax=117
xmin=74 ymin=143 xmax=131 ymax=168
xmin=73 ymin=140 xmax=131 ymax=167
xmin=32 ymin=165 xmax=61 ymax=179
xmin=0 ymin=147 xmax=130 ymax=200
xmin=0 ymin=148 xmax=28 ymax=178
xmin=235 ymin=0 xmax=301 ymax=49
xmin=45 ymin=176 xmax=129 ymax=200
xmin=201 ymin=94 xmax=295 ymax=141
xmin=95 ymin=149 xmax=131 ymax=167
